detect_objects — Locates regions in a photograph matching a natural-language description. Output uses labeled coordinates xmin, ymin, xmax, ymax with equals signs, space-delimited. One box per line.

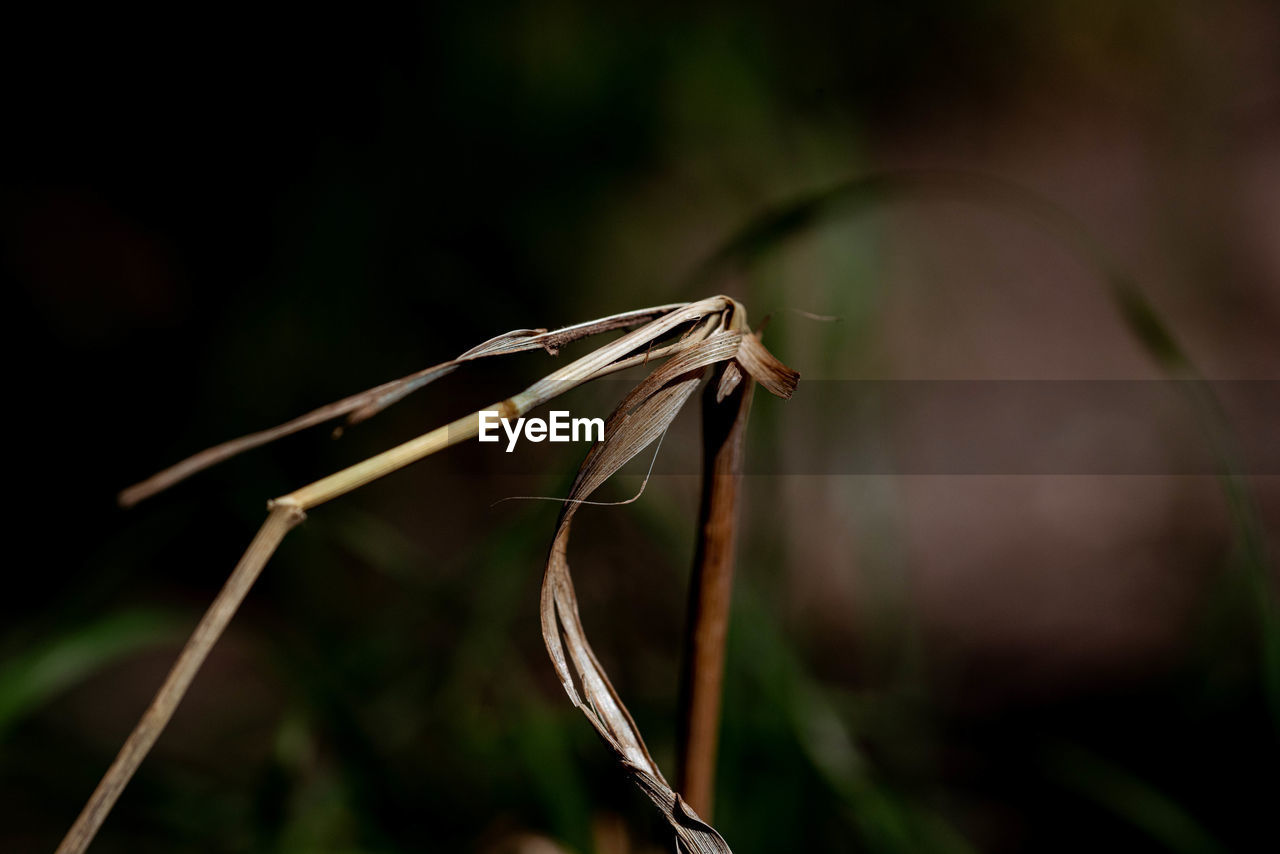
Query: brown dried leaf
xmin=540 ymin=334 xmax=752 ymax=854
xmin=734 ymin=333 xmax=799 ymax=399
xmin=532 ymin=303 xmax=798 ymax=852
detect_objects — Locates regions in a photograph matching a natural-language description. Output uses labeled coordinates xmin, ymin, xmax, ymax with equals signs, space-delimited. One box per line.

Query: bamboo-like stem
xmin=56 ymin=505 xmax=305 ymax=854
xmin=275 ymin=409 xmax=488 ymax=511
xmin=677 ymin=363 xmax=754 ymax=819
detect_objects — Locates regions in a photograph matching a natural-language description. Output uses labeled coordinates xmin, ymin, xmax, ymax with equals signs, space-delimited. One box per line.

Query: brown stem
xmin=677 ymin=364 xmax=754 ymax=819
xmin=55 ymin=505 xmax=305 ymax=854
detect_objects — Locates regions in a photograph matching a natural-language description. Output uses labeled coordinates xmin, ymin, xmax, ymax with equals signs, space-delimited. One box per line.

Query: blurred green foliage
xmin=0 ymin=612 xmax=182 ymax=741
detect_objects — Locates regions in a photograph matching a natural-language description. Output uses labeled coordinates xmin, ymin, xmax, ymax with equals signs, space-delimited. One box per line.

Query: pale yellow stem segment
xmin=276 ymin=409 xmax=487 ymax=511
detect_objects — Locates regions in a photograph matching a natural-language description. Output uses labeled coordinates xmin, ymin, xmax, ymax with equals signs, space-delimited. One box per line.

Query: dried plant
xmin=57 ymin=296 xmax=797 ymax=854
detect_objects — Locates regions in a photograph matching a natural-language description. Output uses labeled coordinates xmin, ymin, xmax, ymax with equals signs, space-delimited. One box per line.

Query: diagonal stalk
xmin=677 ymin=362 xmax=755 ymax=819
xmin=55 ymin=505 xmax=305 ymax=854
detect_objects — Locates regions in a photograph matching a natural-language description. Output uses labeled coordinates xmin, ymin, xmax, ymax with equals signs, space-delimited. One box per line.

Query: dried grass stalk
xmin=60 ymin=297 xmax=796 ymax=854
xmin=54 ymin=505 xmax=305 ymax=854
xmin=677 ymin=361 xmax=755 ymax=820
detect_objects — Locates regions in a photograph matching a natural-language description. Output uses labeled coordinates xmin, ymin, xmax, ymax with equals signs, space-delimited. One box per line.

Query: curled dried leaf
xmin=537 ymin=327 xmax=794 ymax=853
xmin=734 ymin=333 xmax=799 ymax=399
xmin=540 ymin=370 xmax=732 ymax=852
xmin=531 ymin=303 xmax=799 ymax=852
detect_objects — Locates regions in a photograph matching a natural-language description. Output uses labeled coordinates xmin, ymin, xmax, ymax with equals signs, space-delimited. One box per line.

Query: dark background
xmin=3 ymin=3 xmax=1278 ymax=852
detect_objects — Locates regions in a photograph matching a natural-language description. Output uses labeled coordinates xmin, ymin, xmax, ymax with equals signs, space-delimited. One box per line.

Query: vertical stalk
xmin=56 ymin=505 xmax=305 ymax=854
xmin=677 ymin=365 xmax=754 ymax=819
